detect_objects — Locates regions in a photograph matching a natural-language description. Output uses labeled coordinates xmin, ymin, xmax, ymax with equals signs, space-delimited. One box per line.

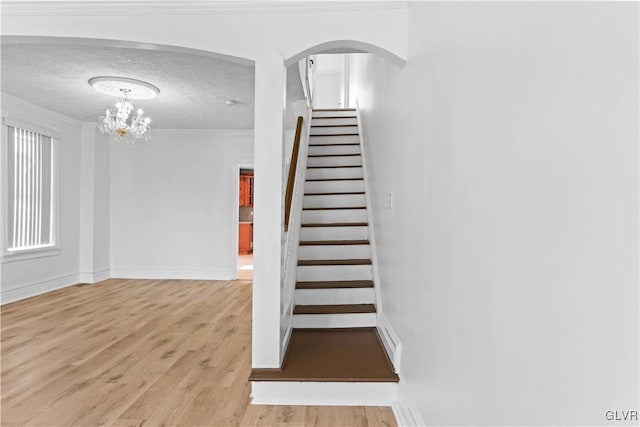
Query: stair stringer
xmin=355 ymin=106 xmax=402 ymax=373
xmin=280 ymin=110 xmax=313 ymax=364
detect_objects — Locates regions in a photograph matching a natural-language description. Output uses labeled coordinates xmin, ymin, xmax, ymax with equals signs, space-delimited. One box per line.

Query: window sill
xmin=2 ymin=246 xmax=61 ymax=264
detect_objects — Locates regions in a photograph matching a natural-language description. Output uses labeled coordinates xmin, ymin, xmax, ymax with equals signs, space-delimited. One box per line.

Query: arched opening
xmin=285 ymin=39 xmax=406 ymax=110
xmin=285 ymin=39 xmax=406 ymax=68
xmin=1 ymin=34 xmax=258 ymax=288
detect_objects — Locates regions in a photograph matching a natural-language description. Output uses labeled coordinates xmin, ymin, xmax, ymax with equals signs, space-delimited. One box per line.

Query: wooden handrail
xmin=285 ymin=116 xmax=304 ymax=231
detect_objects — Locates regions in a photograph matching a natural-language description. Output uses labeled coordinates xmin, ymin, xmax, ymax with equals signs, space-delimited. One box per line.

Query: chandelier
xmin=89 ymin=77 xmax=160 ymax=143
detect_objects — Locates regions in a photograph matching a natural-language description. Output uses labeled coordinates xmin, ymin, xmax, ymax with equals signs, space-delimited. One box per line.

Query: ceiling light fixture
xmin=89 ymin=76 xmax=160 ymax=143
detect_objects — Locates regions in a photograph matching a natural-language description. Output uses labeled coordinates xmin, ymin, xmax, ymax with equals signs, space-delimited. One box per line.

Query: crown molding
xmin=1 ymin=1 xmax=409 ymax=17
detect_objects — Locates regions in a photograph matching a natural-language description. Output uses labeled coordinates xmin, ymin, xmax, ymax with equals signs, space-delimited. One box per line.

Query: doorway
xmin=238 ymin=167 xmax=254 ymax=280
xmin=310 ymin=53 xmax=350 ymax=109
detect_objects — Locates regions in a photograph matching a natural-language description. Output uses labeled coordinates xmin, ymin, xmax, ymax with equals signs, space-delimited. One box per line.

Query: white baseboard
xmin=377 ymin=313 xmax=402 ymax=373
xmin=392 ymin=383 xmax=426 ymax=427
xmin=251 ymin=381 xmax=397 ymax=406
xmin=1 ymin=272 xmax=78 ymax=304
xmin=110 ymin=267 xmax=235 ymax=280
xmin=78 ymin=268 xmax=110 ymax=284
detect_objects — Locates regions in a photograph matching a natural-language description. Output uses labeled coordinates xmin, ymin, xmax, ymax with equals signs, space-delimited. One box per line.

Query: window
xmin=4 ymin=125 xmax=56 ymax=254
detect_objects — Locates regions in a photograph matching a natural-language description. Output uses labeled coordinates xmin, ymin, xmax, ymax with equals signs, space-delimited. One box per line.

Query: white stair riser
xmin=304 ymin=194 xmax=366 ymax=209
xmin=312 ymin=110 xmax=357 ymax=118
xmin=311 ymin=117 xmax=357 ymax=126
xmin=292 ymin=312 xmax=376 ymax=328
xmin=305 ymin=180 xmax=364 ymax=194
xmin=298 ymin=244 xmax=371 ymax=260
xmin=301 ymin=226 xmax=368 ymax=241
xmin=310 ymin=126 xmax=358 ymax=136
xmin=309 ymin=135 xmax=360 ymax=144
xmin=295 ymin=288 xmax=375 ymax=305
xmin=308 ymin=145 xmax=360 ymax=156
xmin=307 ymin=156 xmax=362 ymax=167
xmin=251 ymin=382 xmax=397 ymax=406
xmin=297 ymin=265 xmax=372 ymax=281
xmin=306 ymin=167 xmax=362 ymax=180
xmin=302 ymin=209 xmax=368 ymax=224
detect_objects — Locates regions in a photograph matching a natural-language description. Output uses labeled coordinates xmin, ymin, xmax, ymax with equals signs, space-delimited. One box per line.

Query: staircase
xmin=294 ymin=109 xmax=376 ymax=329
xmin=250 ymin=109 xmax=399 ymax=406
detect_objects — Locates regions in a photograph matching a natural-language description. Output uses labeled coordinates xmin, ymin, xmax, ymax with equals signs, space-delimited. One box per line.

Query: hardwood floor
xmin=1 ymin=279 xmax=396 ymax=426
xmin=238 ymin=254 xmax=253 ymax=281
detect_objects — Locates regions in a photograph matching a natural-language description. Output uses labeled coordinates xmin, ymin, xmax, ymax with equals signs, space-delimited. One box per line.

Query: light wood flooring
xmin=237 ymin=254 xmax=253 ymax=281
xmin=1 ymin=279 xmax=396 ymax=426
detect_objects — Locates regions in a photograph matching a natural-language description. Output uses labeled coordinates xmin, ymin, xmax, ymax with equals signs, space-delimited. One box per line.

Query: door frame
xmin=234 ymin=161 xmax=254 ymax=279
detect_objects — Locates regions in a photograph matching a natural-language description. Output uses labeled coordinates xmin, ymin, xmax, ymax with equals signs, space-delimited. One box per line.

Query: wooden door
xmin=239 ymin=223 xmax=251 ymax=254
xmin=239 ymin=176 xmax=248 ymax=206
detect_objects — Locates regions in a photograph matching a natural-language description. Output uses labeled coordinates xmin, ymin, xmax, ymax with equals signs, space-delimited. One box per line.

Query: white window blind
xmin=6 ymin=126 xmax=55 ymax=251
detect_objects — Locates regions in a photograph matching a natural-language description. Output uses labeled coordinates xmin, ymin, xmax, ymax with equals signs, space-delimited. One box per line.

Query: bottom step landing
xmin=249 ymin=328 xmax=398 ymax=406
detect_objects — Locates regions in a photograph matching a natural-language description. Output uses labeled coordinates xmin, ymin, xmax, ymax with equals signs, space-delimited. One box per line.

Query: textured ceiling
xmin=1 ymin=41 xmax=260 ymax=129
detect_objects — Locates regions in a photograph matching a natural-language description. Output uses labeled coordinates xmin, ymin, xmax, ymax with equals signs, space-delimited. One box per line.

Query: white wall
xmin=352 ymin=3 xmax=639 ymax=426
xmin=110 ymin=130 xmax=253 ymax=280
xmin=1 ymin=94 xmax=82 ymax=302
xmin=93 ymin=130 xmax=111 ymax=276
xmin=78 ymin=125 xmax=111 ymax=283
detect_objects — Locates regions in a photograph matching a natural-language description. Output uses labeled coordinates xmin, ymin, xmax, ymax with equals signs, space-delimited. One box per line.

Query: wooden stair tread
xmin=298 ymin=259 xmax=371 ymax=266
xmin=313 ymin=108 xmax=356 ymax=111
xmin=310 ymin=133 xmax=359 ymax=137
xmin=307 ymin=154 xmax=361 ymax=157
xmin=311 ymin=116 xmax=357 ymax=119
xmin=293 ymin=304 xmax=376 ymax=314
xmin=304 ymin=192 xmax=365 ymax=196
xmin=306 ymin=178 xmax=363 ymax=182
xmin=299 ymin=240 xmax=369 ymax=246
xmin=301 ymin=222 xmax=368 ymax=227
xmin=309 ymin=143 xmax=360 ymax=147
xmin=303 ymin=206 xmax=366 ymax=210
xmin=311 ymin=124 xmax=358 ymax=128
xmin=296 ymin=280 xmax=374 ymax=289
xmin=307 ymin=165 xmax=362 ymax=169
xmin=249 ymin=328 xmax=398 ymax=383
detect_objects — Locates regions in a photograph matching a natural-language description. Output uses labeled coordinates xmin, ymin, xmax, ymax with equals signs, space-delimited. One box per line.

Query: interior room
xmin=1 ymin=2 xmax=638 ymax=427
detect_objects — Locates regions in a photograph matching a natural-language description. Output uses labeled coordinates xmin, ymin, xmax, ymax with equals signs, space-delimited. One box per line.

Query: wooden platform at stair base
xmin=249 ymin=328 xmax=398 ymax=405
xmin=250 ymin=328 xmax=397 ymax=382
